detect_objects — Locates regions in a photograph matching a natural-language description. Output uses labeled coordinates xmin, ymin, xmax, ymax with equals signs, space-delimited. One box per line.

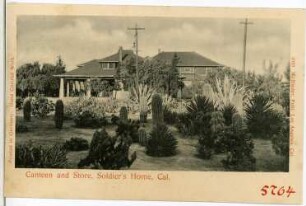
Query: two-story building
xmin=153 ymin=51 xmax=223 ymax=87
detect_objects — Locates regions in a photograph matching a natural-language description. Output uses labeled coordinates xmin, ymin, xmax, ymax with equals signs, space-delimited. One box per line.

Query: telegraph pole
xmin=240 ymin=18 xmax=253 ymax=87
xmin=128 ymin=24 xmax=145 ymax=87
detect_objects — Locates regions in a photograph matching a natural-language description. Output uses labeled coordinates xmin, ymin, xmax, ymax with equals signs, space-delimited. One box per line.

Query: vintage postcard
xmin=4 ymin=3 xmax=305 ymax=204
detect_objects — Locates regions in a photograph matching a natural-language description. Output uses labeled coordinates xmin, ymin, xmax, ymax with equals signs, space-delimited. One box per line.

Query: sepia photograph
xmin=14 ymin=15 xmax=291 ymax=172
xmin=5 ymin=4 xmax=305 ymax=204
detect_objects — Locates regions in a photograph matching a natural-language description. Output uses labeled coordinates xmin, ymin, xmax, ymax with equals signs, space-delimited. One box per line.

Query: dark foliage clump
xmin=272 ymin=118 xmax=289 ymax=171
xmin=111 ymin=114 xmax=120 ymax=124
xmin=55 ymin=99 xmax=64 ymax=129
xmin=175 ymin=113 xmax=194 ymax=136
xmin=198 ymin=111 xmax=224 ymax=159
xmin=78 ymin=128 xmax=136 ymax=169
xmin=245 ymin=94 xmax=284 ymax=139
xmin=119 ymin=106 xmax=128 ymax=122
xmin=115 ymin=119 xmax=140 ymax=143
xmin=163 ymin=106 xmax=178 ymax=125
xmin=146 ymin=123 xmax=178 ymax=157
xmin=221 ymin=127 xmax=256 ymax=171
xmin=16 ymin=122 xmax=29 ymax=133
xmin=222 ymin=104 xmax=237 ymax=126
xmin=63 ymin=137 xmax=89 ymax=151
xmin=74 ymin=110 xmax=107 ymax=128
xmin=15 ymin=143 xmax=67 ymax=168
xmin=16 ymin=96 xmax=24 ymax=110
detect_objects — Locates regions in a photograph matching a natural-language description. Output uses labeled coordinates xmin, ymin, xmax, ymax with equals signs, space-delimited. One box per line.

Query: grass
xmin=15 ymin=111 xmax=287 ymax=171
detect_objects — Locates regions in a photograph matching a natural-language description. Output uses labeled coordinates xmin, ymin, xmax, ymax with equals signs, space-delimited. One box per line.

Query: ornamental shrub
xmin=221 ymin=127 xmax=256 ymax=171
xmin=63 ymin=137 xmax=89 ymax=151
xmin=186 ymin=95 xmax=214 ymax=135
xmin=115 ymin=119 xmax=140 ymax=143
xmin=222 ymin=104 xmax=237 ymax=126
xmin=245 ymin=94 xmax=284 ymax=139
xmin=31 ymin=94 xmax=55 ymax=119
xmin=78 ymin=128 xmax=137 ymax=169
xmin=198 ymin=111 xmax=225 ymax=159
xmin=74 ymin=110 xmax=107 ymax=128
xmin=64 ymin=97 xmax=106 ymax=121
xmin=15 ymin=143 xmax=67 ymax=168
xmin=55 ymin=99 xmax=64 ymax=129
xmin=67 ymin=97 xmax=107 ymax=128
xmin=175 ymin=113 xmax=195 ymax=136
xmin=146 ymin=123 xmax=178 ymax=157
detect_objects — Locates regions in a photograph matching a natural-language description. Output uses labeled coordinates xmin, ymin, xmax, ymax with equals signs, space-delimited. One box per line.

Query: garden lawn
xmin=16 ymin=111 xmax=286 ymax=171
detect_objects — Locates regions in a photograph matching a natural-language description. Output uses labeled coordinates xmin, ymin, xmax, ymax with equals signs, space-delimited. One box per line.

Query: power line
xmin=240 ymin=18 xmax=253 ymax=87
xmin=128 ymin=24 xmax=145 ymax=87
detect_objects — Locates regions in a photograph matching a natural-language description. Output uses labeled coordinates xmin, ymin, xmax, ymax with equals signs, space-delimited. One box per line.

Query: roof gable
xmin=62 ymin=49 xmax=139 ymax=77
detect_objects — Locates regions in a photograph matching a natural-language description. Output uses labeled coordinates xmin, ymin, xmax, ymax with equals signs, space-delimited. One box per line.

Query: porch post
xmin=86 ymin=78 xmax=91 ymax=97
xmin=66 ymin=81 xmax=70 ymax=97
xmin=59 ymin=78 xmax=64 ymax=98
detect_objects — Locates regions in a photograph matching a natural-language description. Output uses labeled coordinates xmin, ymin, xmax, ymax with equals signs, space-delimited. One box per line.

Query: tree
xmin=16 ymin=57 xmax=66 ymax=97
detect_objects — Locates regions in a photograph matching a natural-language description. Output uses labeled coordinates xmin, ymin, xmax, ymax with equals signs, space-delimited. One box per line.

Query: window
xmin=109 ymin=62 xmax=116 ymax=69
xmin=101 ymin=62 xmax=108 ymax=69
xmin=180 ymin=67 xmax=194 ymax=74
xmin=100 ymin=62 xmax=116 ymax=70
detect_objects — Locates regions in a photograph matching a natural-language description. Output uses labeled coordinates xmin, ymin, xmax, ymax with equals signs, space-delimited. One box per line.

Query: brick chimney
xmin=118 ymin=46 xmax=123 ymax=63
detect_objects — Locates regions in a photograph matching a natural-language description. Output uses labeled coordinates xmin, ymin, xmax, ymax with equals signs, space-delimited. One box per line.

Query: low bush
xmin=65 ymin=97 xmax=107 ymax=128
xmin=63 ymin=137 xmax=89 ymax=151
xmin=146 ymin=124 xmax=178 ymax=157
xmin=31 ymin=94 xmax=55 ymax=118
xmin=15 ymin=143 xmax=67 ymax=168
xmin=74 ymin=110 xmax=107 ymax=128
xmin=16 ymin=122 xmax=29 ymax=133
xmin=78 ymin=128 xmax=136 ymax=169
xmin=64 ymin=97 xmax=105 ymax=120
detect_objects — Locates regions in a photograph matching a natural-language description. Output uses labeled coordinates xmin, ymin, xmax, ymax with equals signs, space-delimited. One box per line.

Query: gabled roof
xmin=56 ymin=49 xmax=138 ymax=78
xmin=153 ymin=51 xmax=222 ymax=67
xmin=99 ymin=50 xmax=134 ymax=62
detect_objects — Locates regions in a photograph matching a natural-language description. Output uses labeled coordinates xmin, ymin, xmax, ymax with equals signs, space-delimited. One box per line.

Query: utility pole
xmin=240 ymin=18 xmax=253 ymax=87
xmin=128 ymin=24 xmax=145 ymax=87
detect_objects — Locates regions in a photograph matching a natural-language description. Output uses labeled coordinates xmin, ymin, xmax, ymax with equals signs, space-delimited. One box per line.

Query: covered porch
xmin=55 ymin=75 xmax=116 ymax=98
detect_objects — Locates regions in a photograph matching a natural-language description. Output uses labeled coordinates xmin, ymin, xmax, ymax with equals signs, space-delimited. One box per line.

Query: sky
xmin=17 ymin=16 xmax=290 ymax=74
